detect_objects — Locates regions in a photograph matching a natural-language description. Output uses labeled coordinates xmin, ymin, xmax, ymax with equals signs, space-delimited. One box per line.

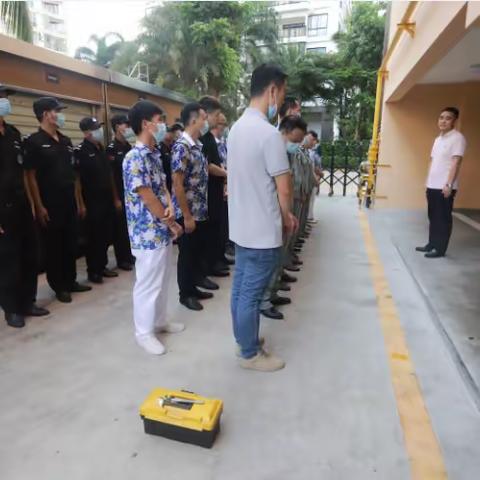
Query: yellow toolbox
xmin=139 ymin=388 xmax=223 ymax=448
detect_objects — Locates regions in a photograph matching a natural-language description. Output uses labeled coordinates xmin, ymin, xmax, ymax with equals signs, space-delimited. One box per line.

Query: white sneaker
xmin=136 ymin=334 xmax=166 ymax=355
xmin=155 ymin=322 xmax=185 ymax=334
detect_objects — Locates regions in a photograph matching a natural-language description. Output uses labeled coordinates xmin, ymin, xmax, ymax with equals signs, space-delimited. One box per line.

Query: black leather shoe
xmin=293 ymin=259 xmax=303 ymax=266
xmin=209 ymin=269 xmax=230 ymax=278
xmin=271 ymin=295 xmax=292 ymax=306
xmin=223 ymin=257 xmax=235 ymax=266
xmin=88 ymin=274 xmax=103 ymax=284
xmin=180 ymin=296 xmax=203 ymax=311
xmin=285 ymin=264 xmax=300 ymax=272
xmin=416 ymin=244 xmax=434 ymax=253
xmin=278 ymin=282 xmax=291 ymax=292
xmin=261 ymin=307 xmax=284 ymax=320
xmin=71 ymin=282 xmax=92 ymax=293
xmin=103 ymin=269 xmax=119 ymax=278
xmin=281 ymin=273 xmax=297 ymax=283
xmin=118 ymin=262 xmax=134 ymax=271
xmin=214 ymin=260 xmax=230 ymax=271
xmin=294 ymin=248 xmax=302 ymax=253
xmin=56 ymin=291 xmax=72 ymax=303
xmin=193 ymin=288 xmax=214 ymax=300
xmin=296 ymin=239 xmax=305 ymax=244
xmin=196 ymin=278 xmax=219 ymax=290
xmin=425 ymin=249 xmax=444 ymax=258
xmin=5 ymin=313 xmax=25 ymax=328
xmin=24 ymin=304 xmax=50 ymax=317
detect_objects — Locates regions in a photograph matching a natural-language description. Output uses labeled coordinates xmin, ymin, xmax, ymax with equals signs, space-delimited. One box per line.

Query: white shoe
xmin=155 ymin=322 xmax=185 ymax=334
xmin=136 ymin=334 xmax=166 ymax=355
xmin=239 ymin=350 xmax=285 ymax=372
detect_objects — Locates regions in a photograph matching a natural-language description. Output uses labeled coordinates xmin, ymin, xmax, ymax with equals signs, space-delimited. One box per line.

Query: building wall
xmin=376 ymin=82 xmax=480 ymax=209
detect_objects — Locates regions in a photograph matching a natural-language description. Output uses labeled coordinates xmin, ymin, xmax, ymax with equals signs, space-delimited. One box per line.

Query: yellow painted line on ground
xmin=359 ymin=210 xmax=447 ymax=480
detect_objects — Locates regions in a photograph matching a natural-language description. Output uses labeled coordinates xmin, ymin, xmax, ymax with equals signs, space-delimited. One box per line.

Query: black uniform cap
xmin=79 ymin=117 xmax=103 ymax=132
xmin=111 ymin=114 xmax=129 ymax=130
xmin=33 ymin=96 xmax=67 ymax=118
xmin=0 ymin=84 xmax=16 ymax=96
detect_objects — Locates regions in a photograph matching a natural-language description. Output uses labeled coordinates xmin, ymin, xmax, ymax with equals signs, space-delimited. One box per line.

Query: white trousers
xmin=132 ymin=243 xmax=172 ymax=338
xmin=308 ymin=188 xmax=317 ymax=220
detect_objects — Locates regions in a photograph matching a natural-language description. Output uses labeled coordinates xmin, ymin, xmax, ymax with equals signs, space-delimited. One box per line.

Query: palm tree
xmin=0 ymin=1 xmax=33 ymax=42
xmin=74 ymin=33 xmax=125 ymax=67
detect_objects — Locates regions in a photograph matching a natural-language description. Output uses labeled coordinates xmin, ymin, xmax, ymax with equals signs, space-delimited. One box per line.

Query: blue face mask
xmin=153 ymin=122 xmax=167 ymax=143
xmin=0 ymin=98 xmax=12 ymax=117
xmin=56 ymin=112 xmax=66 ymax=129
xmin=267 ymin=104 xmax=277 ymax=121
xmin=286 ymin=142 xmax=301 ymax=154
xmin=200 ymin=120 xmax=210 ymax=136
xmin=123 ymin=127 xmax=135 ymax=141
xmin=92 ymin=127 xmax=104 ymax=143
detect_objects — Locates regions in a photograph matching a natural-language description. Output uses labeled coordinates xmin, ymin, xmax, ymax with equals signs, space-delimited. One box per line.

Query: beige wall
xmin=386 ymin=1 xmax=468 ymax=102
xmin=376 ymin=82 xmax=480 ymax=209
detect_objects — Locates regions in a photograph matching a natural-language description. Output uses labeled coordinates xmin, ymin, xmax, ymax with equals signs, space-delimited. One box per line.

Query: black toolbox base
xmin=142 ymin=417 xmax=220 ymax=448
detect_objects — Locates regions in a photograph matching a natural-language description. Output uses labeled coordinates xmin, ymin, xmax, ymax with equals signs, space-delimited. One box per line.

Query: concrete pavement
xmin=1 ymin=197 xmax=479 ymax=479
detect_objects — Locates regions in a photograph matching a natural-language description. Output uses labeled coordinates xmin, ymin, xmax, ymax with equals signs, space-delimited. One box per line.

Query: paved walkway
xmin=1 ymin=197 xmax=479 ymax=479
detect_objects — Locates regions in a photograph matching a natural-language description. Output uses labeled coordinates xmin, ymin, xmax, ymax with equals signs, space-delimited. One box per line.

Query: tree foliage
xmin=0 ymin=1 xmax=33 ymax=42
xmin=74 ymin=33 xmax=125 ymax=67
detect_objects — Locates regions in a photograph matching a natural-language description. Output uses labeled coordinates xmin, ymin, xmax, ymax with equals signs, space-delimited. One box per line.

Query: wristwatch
xmin=445 ymin=183 xmax=452 ymax=189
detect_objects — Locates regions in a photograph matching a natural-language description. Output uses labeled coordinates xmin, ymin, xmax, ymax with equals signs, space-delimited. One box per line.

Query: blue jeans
xmin=231 ymin=245 xmax=282 ymax=359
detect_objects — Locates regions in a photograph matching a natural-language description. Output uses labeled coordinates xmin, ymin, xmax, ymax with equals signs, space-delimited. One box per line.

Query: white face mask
xmin=123 ymin=127 xmax=135 ymax=141
xmin=0 ymin=98 xmax=12 ymax=117
xmin=92 ymin=127 xmax=104 ymax=143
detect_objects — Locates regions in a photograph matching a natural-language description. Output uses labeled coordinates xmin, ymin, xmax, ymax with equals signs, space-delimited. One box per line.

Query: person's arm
xmin=443 ymin=156 xmax=463 ymax=198
xmin=23 ymin=171 xmax=35 ymax=220
xmin=208 ymin=164 xmax=227 ymax=178
xmin=73 ymin=147 xmax=86 ymax=218
xmin=172 ymin=172 xmax=195 ymax=233
xmin=275 ymin=172 xmax=298 ymax=235
xmin=26 ymin=170 xmax=49 ymax=226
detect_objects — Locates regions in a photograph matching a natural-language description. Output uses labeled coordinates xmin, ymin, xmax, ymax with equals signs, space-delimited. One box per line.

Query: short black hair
xmin=279 ymin=96 xmax=300 ymax=119
xmin=198 ymin=96 xmax=222 ymax=113
xmin=168 ymin=123 xmax=184 ymax=133
xmin=128 ymin=100 xmax=164 ymax=135
xmin=442 ymin=107 xmax=459 ymax=119
xmin=250 ymin=63 xmax=288 ymax=98
xmin=279 ymin=115 xmax=307 ymax=134
xmin=180 ymin=102 xmax=204 ymax=127
xmin=308 ymin=130 xmax=319 ymax=140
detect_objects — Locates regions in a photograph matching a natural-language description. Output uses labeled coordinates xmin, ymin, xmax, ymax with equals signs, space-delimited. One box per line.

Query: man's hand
xmin=163 ymin=206 xmax=175 ymax=224
xmin=442 ymin=185 xmax=453 ymax=198
xmin=37 ymin=206 xmax=50 ymax=227
xmin=283 ymin=212 xmax=299 ymax=235
xmin=169 ymin=221 xmax=184 ymax=240
xmin=114 ymin=199 xmax=123 ymax=212
xmin=0 ymin=225 xmax=4 ymax=235
xmin=78 ymin=204 xmax=87 ymax=219
xmin=184 ymin=215 xmax=196 ymax=234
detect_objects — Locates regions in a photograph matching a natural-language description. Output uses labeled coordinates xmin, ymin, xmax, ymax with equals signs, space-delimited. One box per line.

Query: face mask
xmin=123 ymin=127 xmax=135 ymax=141
xmin=92 ymin=127 xmax=104 ymax=143
xmin=286 ymin=142 xmax=301 ymax=154
xmin=153 ymin=122 xmax=167 ymax=143
xmin=267 ymin=89 xmax=278 ymax=121
xmin=0 ymin=98 xmax=12 ymax=117
xmin=56 ymin=112 xmax=66 ymax=129
xmin=200 ymin=120 xmax=210 ymax=136
xmin=222 ymin=127 xmax=229 ymax=141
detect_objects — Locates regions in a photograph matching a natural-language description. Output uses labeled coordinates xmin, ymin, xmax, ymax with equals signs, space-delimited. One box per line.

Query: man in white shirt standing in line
xmin=228 ymin=64 xmax=298 ymax=372
xmin=416 ymin=107 xmax=466 ymax=258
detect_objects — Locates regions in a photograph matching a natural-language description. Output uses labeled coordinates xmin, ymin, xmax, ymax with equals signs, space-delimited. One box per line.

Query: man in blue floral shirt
xmin=123 ymin=100 xmax=184 ymax=356
xmin=171 ymin=102 xmax=213 ymax=311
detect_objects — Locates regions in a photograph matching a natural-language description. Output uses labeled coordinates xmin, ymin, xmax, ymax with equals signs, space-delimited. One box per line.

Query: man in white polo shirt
xmin=228 ymin=64 xmax=298 ymax=372
xmin=416 ymin=107 xmax=466 ymax=258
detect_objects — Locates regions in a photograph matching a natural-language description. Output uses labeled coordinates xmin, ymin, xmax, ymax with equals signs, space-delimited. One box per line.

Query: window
xmin=282 ymin=22 xmax=306 ymax=39
xmin=43 ymin=2 xmax=59 ymax=15
xmin=308 ymin=14 xmax=328 ymax=37
xmin=307 ymin=47 xmax=327 ymax=54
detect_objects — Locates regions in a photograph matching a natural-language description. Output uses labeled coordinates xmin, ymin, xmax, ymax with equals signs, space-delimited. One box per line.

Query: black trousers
xmin=0 ymin=199 xmax=38 ymax=314
xmin=112 ymin=204 xmax=133 ymax=265
xmin=85 ymin=199 xmax=114 ymax=276
xmin=427 ymin=188 xmax=456 ymax=255
xmin=176 ymin=218 xmax=208 ymax=298
xmin=42 ymin=197 xmax=78 ymax=293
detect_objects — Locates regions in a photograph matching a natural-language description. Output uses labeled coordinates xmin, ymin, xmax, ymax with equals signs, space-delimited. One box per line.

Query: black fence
xmin=319 ymin=140 xmax=369 ymax=196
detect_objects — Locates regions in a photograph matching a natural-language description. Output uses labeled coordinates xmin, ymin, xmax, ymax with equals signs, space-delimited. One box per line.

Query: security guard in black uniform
xmin=24 ymin=97 xmax=91 ymax=304
xmin=75 ymin=117 xmax=118 ymax=284
xmin=0 ymin=84 xmax=49 ymax=328
xmin=106 ymin=114 xmax=134 ymax=270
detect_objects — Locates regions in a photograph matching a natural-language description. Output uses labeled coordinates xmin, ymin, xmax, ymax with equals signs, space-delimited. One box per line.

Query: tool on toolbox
xmin=140 ymin=387 xmax=223 ymax=448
